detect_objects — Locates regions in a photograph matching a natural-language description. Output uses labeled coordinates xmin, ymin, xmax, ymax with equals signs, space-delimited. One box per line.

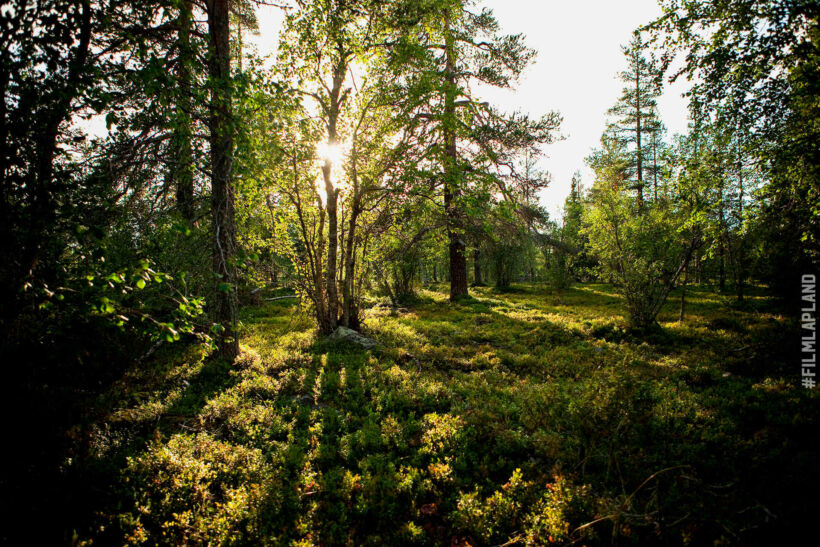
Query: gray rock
xmin=295 ymin=394 xmax=315 ymax=405
xmin=293 ymin=394 xmax=335 ymax=411
xmin=328 ymin=326 xmax=380 ymax=349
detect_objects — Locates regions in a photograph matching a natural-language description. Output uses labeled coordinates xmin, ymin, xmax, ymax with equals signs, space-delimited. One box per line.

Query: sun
xmin=316 ymin=141 xmax=345 ymax=165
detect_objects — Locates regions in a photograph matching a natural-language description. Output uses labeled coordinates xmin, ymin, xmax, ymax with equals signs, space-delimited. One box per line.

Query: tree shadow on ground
xmin=71 ymin=283 xmax=817 ymax=545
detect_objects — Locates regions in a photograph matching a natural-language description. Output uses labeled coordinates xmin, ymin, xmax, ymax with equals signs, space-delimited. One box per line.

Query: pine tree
xmin=171 ymin=0 xmax=195 ymax=222
xmin=388 ymin=0 xmax=560 ymax=300
xmin=208 ymin=0 xmax=239 ymax=359
xmin=606 ymin=34 xmax=662 ymax=208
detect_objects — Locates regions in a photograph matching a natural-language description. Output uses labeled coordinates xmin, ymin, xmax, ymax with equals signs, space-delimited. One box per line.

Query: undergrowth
xmin=67 ymin=284 xmax=817 ymax=545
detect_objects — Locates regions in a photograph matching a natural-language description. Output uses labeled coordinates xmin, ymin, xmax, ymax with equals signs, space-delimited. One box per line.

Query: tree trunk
xmin=718 ymin=172 xmax=726 ymax=292
xmin=736 ymin=151 xmax=745 ymax=302
xmin=652 ymin=130 xmax=658 ymax=202
xmin=208 ymin=0 xmax=239 ymax=360
xmin=443 ymin=12 xmax=468 ymax=301
xmin=635 ymin=67 xmax=643 ymax=208
xmin=0 ymin=0 xmax=91 ymax=334
xmin=342 ymin=187 xmax=360 ymax=328
xmin=679 ymin=263 xmax=687 ymax=322
xmin=473 ymin=248 xmax=482 ymax=285
xmin=20 ymin=0 xmax=92 ymax=291
xmin=320 ymin=62 xmax=345 ymax=333
xmin=718 ymin=240 xmax=725 ymax=291
xmin=174 ymin=0 xmax=194 ymax=222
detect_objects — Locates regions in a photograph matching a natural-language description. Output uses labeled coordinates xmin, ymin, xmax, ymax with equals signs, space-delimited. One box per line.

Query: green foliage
xmin=123 ymin=433 xmax=271 ymax=544
xmin=544 ymin=171 xmax=591 ymax=290
xmin=60 ymin=284 xmax=818 ymax=545
xmin=5 ymin=1 xmax=818 ymax=544
xmin=581 ymin=183 xmax=691 ymax=329
xmin=646 ymin=0 xmax=820 ymax=289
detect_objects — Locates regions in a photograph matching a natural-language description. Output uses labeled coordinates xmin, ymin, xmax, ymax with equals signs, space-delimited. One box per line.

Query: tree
xmin=583 ymin=126 xmax=705 ymax=329
xmin=269 ymin=0 xmax=409 ymax=332
xmin=484 ymin=201 xmax=535 ymax=288
xmin=0 ymin=0 xmax=216 ymax=346
xmin=582 ymin=184 xmax=698 ymax=330
xmin=674 ymin=116 xmax=763 ymax=299
xmin=391 ymin=0 xmax=560 ymax=300
xmin=171 ymin=0 xmax=196 ymax=222
xmin=0 ymin=0 xmax=94 ymax=329
xmin=518 ymin=150 xmax=550 ymax=280
xmin=208 ymin=0 xmax=239 ymax=359
xmin=230 ymin=0 xmax=259 ymax=73
xmin=547 ymin=171 xmax=589 ymax=288
xmin=606 ymin=34 xmax=663 ymax=208
xmin=646 ymin=0 xmax=820 ymax=298
xmin=0 ymin=2 xmax=222 ymax=540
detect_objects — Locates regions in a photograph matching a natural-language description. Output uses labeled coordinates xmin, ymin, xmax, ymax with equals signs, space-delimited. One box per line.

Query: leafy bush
xmin=582 ymin=185 xmax=692 ymax=329
xmin=122 ymin=433 xmax=272 ymax=545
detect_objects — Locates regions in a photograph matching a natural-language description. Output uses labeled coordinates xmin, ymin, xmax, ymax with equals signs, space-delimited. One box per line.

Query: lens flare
xmin=316 ymin=141 xmax=345 ymax=164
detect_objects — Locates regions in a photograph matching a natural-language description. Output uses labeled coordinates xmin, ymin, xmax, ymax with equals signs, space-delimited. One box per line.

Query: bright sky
xmin=249 ymin=0 xmax=692 ymax=221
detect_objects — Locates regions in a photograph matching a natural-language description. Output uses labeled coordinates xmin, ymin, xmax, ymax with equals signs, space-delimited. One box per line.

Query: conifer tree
xmin=606 ymin=34 xmax=663 ymax=208
xmin=208 ymin=0 xmax=239 ymax=359
xmin=171 ymin=0 xmax=196 ymax=222
xmin=389 ymin=0 xmax=560 ymax=300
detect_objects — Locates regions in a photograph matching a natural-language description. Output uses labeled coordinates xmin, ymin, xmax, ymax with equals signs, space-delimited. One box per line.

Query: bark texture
xmin=208 ymin=0 xmax=239 ymax=359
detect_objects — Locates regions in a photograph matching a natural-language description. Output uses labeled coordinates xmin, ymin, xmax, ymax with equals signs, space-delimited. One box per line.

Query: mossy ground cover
xmin=75 ymin=284 xmax=817 ymax=545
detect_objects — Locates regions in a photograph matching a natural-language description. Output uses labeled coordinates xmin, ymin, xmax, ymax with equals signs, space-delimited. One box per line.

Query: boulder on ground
xmin=329 ymin=326 xmax=379 ymax=349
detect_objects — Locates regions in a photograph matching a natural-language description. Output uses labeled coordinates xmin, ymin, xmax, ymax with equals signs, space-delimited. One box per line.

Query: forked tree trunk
xmin=320 ymin=62 xmax=346 ymax=333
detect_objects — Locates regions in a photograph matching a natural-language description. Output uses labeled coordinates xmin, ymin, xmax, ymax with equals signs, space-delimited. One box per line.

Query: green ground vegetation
xmin=68 ymin=283 xmax=817 ymax=545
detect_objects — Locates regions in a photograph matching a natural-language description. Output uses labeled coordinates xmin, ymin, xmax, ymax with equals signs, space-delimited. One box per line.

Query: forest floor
xmin=67 ymin=283 xmax=816 ymax=545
